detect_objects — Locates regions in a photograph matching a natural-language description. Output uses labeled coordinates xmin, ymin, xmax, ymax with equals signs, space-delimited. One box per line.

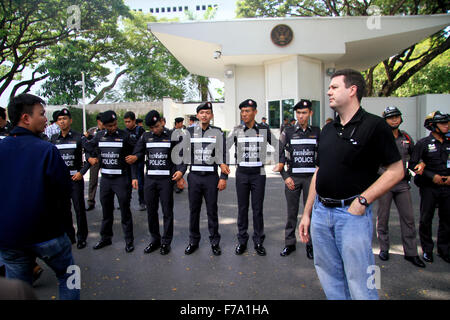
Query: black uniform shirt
xmin=51 ymin=130 xmax=91 ymax=176
xmin=409 ymin=133 xmax=450 ymax=187
xmin=85 ymin=129 xmax=136 ymax=178
xmin=229 ymin=122 xmax=273 ymax=175
xmin=279 ymin=124 xmax=320 ymax=180
xmin=179 ymin=125 xmax=228 ymax=180
xmin=316 ymin=107 xmax=401 ymax=199
xmin=132 ymin=128 xmax=181 ymax=179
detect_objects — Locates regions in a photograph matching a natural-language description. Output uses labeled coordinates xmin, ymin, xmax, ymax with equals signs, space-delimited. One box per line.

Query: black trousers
xmin=144 ymin=177 xmax=174 ymax=245
xmin=71 ymin=179 xmax=88 ymax=242
xmin=99 ymin=175 xmax=134 ymax=244
xmin=187 ymin=173 xmax=220 ymax=246
xmin=419 ymin=185 xmax=450 ymax=256
xmin=284 ymin=175 xmax=312 ymax=247
xmin=236 ymin=170 xmax=266 ymax=245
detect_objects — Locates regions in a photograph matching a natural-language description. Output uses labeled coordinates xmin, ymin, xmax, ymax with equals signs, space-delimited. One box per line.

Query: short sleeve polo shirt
xmin=316 ymin=107 xmax=401 ymax=199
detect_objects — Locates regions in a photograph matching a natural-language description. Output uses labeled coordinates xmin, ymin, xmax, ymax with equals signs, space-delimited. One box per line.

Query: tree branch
xmin=88 ymin=68 xmax=128 ymax=104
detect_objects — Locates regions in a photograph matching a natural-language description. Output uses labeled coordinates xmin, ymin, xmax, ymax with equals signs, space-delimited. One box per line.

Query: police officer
xmin=409 ymin=111 xmax=450 ymax=264
xmin=228 ymin=99 xmax=273 ymax=256
xmin=376 ymin=106 xmax=425 ymax=267
xmin=50 ymin=108 xmax=90 ymax=249
xmin=274 ymin=99 xmax=319 ymax=258
xmin=180 ymin=102 xmax=230 ymax=256
xmin=129 ymin=110 xmax=184 ymax=255
xmin=0 ymin=107 xmax=13 ymax=139
xmin=124 ymin=111 xmax=146 ymax=211
xmin=85 ymin=110 xmax=137 ymax=253
xmin=85 ymin=113 xmax=104 ymax=211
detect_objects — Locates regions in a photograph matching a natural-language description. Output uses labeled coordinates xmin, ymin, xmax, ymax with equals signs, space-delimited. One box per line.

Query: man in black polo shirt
xmin=298 ymin=69 xmax=404 ymax=300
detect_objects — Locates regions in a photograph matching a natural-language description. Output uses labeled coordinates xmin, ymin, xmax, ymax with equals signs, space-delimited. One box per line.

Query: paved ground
xmin=32 ymin=167 xmax=449 ymax=300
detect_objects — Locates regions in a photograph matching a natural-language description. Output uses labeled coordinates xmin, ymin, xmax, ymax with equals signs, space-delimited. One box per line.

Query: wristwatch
xmin=358 ymin=195 xmax=369 ymax=207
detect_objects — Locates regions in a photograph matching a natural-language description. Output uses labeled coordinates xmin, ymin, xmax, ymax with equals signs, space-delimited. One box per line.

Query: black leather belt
xmin=318 ymin=195 xmax=357 ymax=208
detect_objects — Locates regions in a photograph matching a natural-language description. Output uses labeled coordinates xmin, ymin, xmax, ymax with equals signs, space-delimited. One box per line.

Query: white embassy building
xmin=148 ymin=14 xmax=450 ymax=138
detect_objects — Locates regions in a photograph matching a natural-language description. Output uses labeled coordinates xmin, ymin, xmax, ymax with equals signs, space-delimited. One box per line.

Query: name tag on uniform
xmin=239 ymin=161 xmax=262 ymax=167
xmin=70 ymin=170 xmax=78 ymax=176
xmin=56 ymin=143 xmax=77 ymax=150
xmin=191 ymin=166 xmax=214 ymax=172
xmin=99 ymin=142 xmax=123 ymax=148
xmin=147 ymin=170 xmax=170 ymax=175
xmin=290 ymin=139 xmax=316 ymax=145
xmin=101 ymin=168 xmax=122 ymax=175
xmin=427 ymin=144 xmax=437 ymax=152
xmin=292 ymin=167 xmax=316 ymax=173
xmin=237 ymin=137 xmax=264 ymax=143
xmin=191 ymin=137 xmax=216 ymax=144
xmin=146 ymin=142 xmax=170 ymax=148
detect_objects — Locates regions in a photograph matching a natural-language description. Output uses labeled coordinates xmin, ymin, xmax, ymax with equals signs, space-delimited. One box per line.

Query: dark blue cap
xmin=239 ymin=99 xmax=257 ymax=109
xmin=100 ymin=110 xmax=117 ymax=124
xmin=145 ymin=110 xmax=161 ymax=127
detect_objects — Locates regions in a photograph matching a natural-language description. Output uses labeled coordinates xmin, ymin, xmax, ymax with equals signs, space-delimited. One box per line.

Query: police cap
xmin=239 ymin=99 xmax=257 ymax=109
xmin=383 ymin=106 xmax=402 ymax=119
xmin=196 ymin=102 xmax=213 ymax=113
xmin=52 ymin=110 xmax=60 ymax=122
xmin=56 ymin=108 xmax=71 ymax=119
xmin=293 ymin=99 xmax=312 ymax=111
xmin=174 ymin=117 xmax=184 ymax=124
xmin=189 ymin=115 xmax=197 ymax=122
xmin=100 ymin=110 xmax=118 ymax=125
xmin=145 ymin=110 xmax=161 ymax=127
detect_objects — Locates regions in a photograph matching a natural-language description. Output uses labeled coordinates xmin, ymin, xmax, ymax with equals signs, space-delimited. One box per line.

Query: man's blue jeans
xmin=311 ymin=197 xmax=379 ymax=300
xmin=0 ymin=234 xmax=80 ymax=300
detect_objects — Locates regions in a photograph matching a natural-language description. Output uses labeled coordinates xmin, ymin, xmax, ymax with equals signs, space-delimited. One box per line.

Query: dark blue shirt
xmin=0 ymin=127 xmax=73 ymax=249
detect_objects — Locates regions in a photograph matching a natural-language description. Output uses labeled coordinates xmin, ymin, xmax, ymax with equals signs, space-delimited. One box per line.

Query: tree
xmin=236 ymin=0 xmax=450 ymax=97
xmin=0 ymin=0 xmax=131 ymax=99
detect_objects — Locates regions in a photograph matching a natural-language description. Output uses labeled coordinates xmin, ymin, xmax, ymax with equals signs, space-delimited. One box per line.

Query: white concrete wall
xmin=297 ymin=56 xmax=322 ymax=102
xmin=235 ymin=65 xmax=265 ymax=123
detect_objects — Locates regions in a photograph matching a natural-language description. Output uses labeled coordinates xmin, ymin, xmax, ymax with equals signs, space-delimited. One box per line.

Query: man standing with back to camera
xmin=0 ymin=93 xmax=79 ymax=300
xmin=299 ymin=69 xmax=404 ymax=300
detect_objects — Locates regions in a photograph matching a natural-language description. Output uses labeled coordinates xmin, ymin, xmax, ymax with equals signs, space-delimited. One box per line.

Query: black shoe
xmin=144 ymin=242 xmax=160 ymax=254
xmin=138 ymin=203 xmax=146 ymax=211
xmin=404 ymin=256 xmax=426 ymax=268
xmin=185 ymin=243 xmax=199 ymax=255
xmin=254 ymin=244 xmax=266 ymax=256
xmin=125 ymin=243 xmax=134 ymax=253
xmin=86 ymin=204 xmax=95 ymax=211
xmin=211 ymin=244 xmax=221 ymax=256
xmin=93 ymin=239 xmax=112 ymax=250
xmin=423 ymin=252 xmax=433 ymax=263
xmin=235 ymin=244 xmax=247 ymax=255
xmin=175 ymin=188 xmax=183 ymax=194
xmin=437 ymin=252 xmax=450 ymax=263
xmin=379 ymin=250 xmax=389 ymax=261
xmin=280 ymin=245 xmax=296 ymax=257
xmin=77 ymin=240 xmax=87 ymax=249
xmin=306 ymin=244 xmax=314 ymax=260
xmin=160 ymin=244 xmax=171 ymax=255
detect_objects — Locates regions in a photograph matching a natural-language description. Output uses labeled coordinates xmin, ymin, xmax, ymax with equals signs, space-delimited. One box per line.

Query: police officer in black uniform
xmin=0 ymin=107 xmax=13 ymax=140
xmin=179 ymin=102 xmax=230 ymax=256
xmin=409 ymin=111 xmax=450 ymax=264
xmin=228 ymin=99 xmax=273 ymax=256
xmin=124 ymin=111 xmax=146 ymax=211
xmin=274 ymin=99 xmax=319 ymax=258
xmin=85 ymin=110 xmax=137 ymax=253
xmin=50 ymin=108 xmax=90 ymax=249
xmin=129 ymin=110 xmax=184 ymax=255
